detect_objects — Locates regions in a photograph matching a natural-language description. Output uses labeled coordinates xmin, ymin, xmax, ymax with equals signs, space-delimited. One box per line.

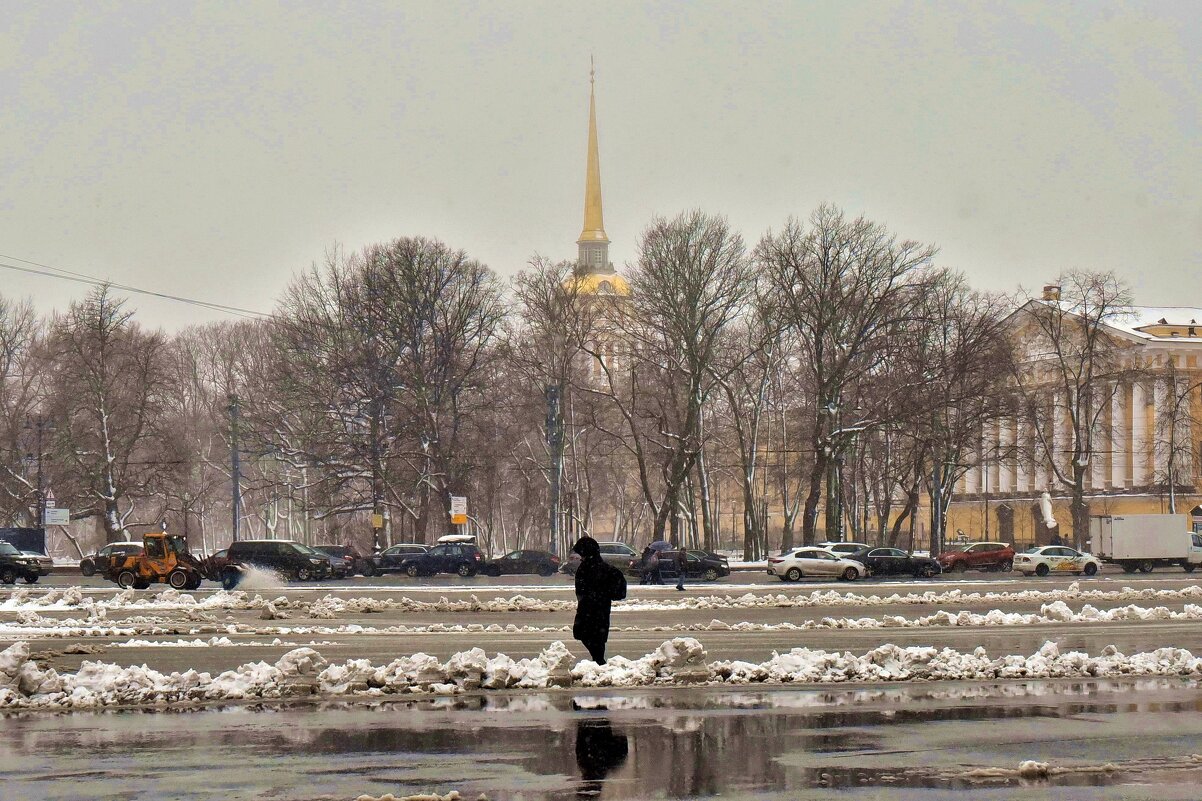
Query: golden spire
xmin=578 ymin=56 xmax=608 ymax=246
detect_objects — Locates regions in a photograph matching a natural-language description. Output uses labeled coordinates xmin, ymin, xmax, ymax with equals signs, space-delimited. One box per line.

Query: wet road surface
xmin=3 ymin=679 xmax=1202 ymax=800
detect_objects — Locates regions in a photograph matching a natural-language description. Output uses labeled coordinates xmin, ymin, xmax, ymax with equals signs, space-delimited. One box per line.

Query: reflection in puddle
xmin=1 ymin=678 xmax=1201 ymax=800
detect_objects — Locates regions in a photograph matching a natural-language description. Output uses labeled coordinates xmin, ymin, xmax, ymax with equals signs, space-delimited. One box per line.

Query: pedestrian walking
xmin=674 ymin=548 xmax=687 ymax=591
xmin=571 ymin=535 xmax=627 ymax=664
xmin=639 ymin=546 xmax=654 ymax=585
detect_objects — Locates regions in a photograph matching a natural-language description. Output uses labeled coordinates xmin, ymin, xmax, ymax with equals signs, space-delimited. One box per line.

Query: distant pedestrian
xmin=674 ymin=548 xmax=687 ymax=591
xmin=571 ymin=536 xmax=627 ymax=664
xmin=639 ymin=546 xmax=655 ymax=585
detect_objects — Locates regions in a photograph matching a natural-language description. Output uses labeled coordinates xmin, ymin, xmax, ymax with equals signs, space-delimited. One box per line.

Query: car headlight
xmin=311 ymin=558 xmax=324 ymax=565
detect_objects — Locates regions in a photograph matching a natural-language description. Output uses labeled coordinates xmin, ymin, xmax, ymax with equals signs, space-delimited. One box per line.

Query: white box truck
xmin=1089 ymin=515 xmax=1202 ymax=573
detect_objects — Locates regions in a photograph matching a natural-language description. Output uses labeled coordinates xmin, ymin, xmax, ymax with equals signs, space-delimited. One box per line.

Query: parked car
xmin=0 ymin=541 xmax=51 ymax=584
xmin=399 ymin=542 xmax=484 ymax=577
xmin=481 ymin=549 xmax=561 ymax=577
xmin=818 ymin=542 xmax=870 ymax=557
xmin=561 ymin=542 xmax=639 ymax=575
xmin=80 ymin=542 xmax=144 ymax=577
xmin=843 ymin=546 xmax=941 ymax=578
xmin=312 ymin=545 xmax=374 ymax=577
xmin=221 ymin=539 xmax=331 ymax=588
xmin=768 ymin=547 xmax=864 ymax=582
xmin=936 ymin=542 xmax=1015 ymax=573
xmin=373 ymin=544 xmax=430 ymax=574
xmin=1015 ymin=545 xmax=1101 ymax=577
xmin=640 ymin=549 xmax=730 ymax=582
xmin=317 ymin=549 xmax=350 ymax=578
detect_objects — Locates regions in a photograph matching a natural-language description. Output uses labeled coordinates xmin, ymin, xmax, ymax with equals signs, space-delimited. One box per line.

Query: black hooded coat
xmin=571 ymin=537 xmax=627 ymax=643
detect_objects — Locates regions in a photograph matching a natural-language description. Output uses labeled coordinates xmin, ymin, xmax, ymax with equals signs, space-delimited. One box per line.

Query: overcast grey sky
xmin=2 ymin=1 xmax=1199 ymax=329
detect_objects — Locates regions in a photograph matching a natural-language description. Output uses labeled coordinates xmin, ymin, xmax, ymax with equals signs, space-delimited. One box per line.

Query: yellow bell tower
xmin=577 ymin=58 xmax=613 ymax=274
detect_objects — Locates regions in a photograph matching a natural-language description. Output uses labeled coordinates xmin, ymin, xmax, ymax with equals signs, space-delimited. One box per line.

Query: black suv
xmin=80 ymin=542 xmax=144 ymax=577
xmin=221 ymin=539 xmax=331 ymax=588
xmin=0 ymin=541 xmax=51 ymax=584
xmin=372 ymin=544 xmax=430 ymax=574
xmin=399 ymin=543 xmax=484 ymax=577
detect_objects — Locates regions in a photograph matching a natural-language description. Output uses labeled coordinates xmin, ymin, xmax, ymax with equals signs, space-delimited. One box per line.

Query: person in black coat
xmin=571 ymin=535 xmax=627 ymax=664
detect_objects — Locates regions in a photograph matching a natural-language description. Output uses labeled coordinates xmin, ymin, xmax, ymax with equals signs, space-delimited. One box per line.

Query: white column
xmin=1015 ymin=410 xmax=1029 ymax=493
xmin=1154 ymin=378 xmax=1169 ymax=481
xmin=1110 ymin=385 xmax=1127 ymax=488
xmin=1132 ymin=381 xmax=1149 ymax=485
xmin=998 ymin=416 xmax=1013 ymax=493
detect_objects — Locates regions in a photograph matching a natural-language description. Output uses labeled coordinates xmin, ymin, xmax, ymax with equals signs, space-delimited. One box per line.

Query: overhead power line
xmin=0 ymin=252 xmax=271 ymax=320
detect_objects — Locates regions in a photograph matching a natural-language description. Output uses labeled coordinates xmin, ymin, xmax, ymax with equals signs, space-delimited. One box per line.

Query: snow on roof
xmin=1108 ymin=306 xmax=1202 ymax=343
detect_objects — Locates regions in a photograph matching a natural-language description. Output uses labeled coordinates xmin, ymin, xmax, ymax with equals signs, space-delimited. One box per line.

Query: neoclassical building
xmin=947 ymin=291 xmax=1202 ymax=547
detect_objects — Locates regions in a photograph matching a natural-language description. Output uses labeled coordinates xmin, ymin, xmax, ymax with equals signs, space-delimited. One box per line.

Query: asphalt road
xmin=9 ymin=565 xmax=1202 ymax=676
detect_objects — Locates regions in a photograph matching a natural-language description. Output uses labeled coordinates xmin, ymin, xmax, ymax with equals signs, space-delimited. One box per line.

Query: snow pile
xmin=8 ymin=581 xmax=1202 ymax=620
xmin=353 ymin=788 xmax=485 ymax=793
xmin=6 ymin=637 xmax=1202 ymax=710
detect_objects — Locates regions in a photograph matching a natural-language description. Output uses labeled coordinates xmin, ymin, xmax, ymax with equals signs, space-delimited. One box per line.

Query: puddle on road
xmin=3 ymin=679 xmax=1202 ymax=800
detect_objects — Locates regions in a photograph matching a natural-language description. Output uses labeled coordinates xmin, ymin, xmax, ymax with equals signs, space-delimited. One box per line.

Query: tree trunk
xmin=801 ymin=456 xmax=825 ymax=546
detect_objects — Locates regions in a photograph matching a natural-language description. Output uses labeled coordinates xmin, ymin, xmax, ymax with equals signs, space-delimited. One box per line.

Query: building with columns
xmin=946 ymin=292 xmax=1202 ymax=548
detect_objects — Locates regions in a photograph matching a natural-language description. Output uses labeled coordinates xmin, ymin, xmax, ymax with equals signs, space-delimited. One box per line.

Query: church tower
xmin=577 ymin=59 xmax=614 ymax=274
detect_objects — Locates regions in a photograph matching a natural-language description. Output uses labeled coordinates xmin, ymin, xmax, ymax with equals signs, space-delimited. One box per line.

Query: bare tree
xmin=45 ymin=287 xmax=170 ymax=541
xmin=584 ymin=211 xmax=753 ymax=543
xmin=1009 ymin=271 xmax=1135 ymax=548
xmin=0 ymin=295 xmax=43 ymax=525
xmin=905 ymin=271 xmax=1011 ymax=554
xmin=761 ymin=205 xmax=938 ymax=545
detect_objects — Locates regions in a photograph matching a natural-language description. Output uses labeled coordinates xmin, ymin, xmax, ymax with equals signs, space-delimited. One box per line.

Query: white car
xmin=1015 ymin=545 xmax=1101 ymax=577
xmin=818 ymin=541 xmax=870 ymax=557
xmin=768 ymin=547 xmax=864 ymax=582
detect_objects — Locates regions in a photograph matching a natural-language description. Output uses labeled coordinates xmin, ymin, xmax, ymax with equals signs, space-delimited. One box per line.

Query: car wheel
xmin=841 ymin=566 xmax=859 ymax=581
xmin=538 ymin=565 xmax=555 ymax=578
xmin=80 ymin=561 xmax=96 ymax=577
xmin=221 ymin=569 xmax=241 ymax=590
xmin=359 ymin=562 xmax=376 ymax=577
xmin=168 ymin=570 xmax=189 ymax=590
xmin=185 ymin=574 xmax=203 ymax=590
xmin=1083 ymin=562 xmax=1098 ymax=576
xmin=1184 ymin=563 xmax=1197 ymax=574
xmin=1035 ymin=563 xmax=1050 ymax=577
xmin=999 ymin=560 xmax=1013 ymax=572
xmin=484 ymin=566 xmax=501 ymax=577
xmin=1138 ymin=560 xmax=1155 ymax=573
xmin=951 ymin=561 xmax=968 ymax=572
xmin=22 ymin=575 xmax=38 ymax=584
xmin=703 ymin=567 xmax=719 ymax=582
xmin=295 ymin=567 xmax=312 ymax=581
xmin=1121 ymin=562 xmax=1138 ymax=574
xmin=405 ymin=564 xmax=420 ymax=578
xmin=916 ymin=564 xmax=936 ymax=579
xmin=785 ymin=567 xmax=802 ymax=582
xmin=116 ymin=570 xmax=137 ymax=589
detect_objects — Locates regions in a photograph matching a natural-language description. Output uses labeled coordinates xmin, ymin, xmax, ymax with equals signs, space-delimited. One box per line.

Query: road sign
xmin=44 ymin=507 xmax=69 ymax=525
xmin=370 ymin=513 xmax=384 ymax=529
xmin=450 ymin=496 xmax=468 ymax=525
xmin=44 ymin=489 xmax=55 ymax=508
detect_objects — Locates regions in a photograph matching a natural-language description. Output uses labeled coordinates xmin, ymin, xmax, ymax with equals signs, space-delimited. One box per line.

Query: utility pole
xmin=546 ymin=384 xmax=563 ymax=556
xmin=229 ymin=395 xmax=242 ymax=542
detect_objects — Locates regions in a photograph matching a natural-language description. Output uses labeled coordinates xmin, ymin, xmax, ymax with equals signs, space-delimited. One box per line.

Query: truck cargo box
xmin=1090 ymin=514 xmax=1202 ymax=572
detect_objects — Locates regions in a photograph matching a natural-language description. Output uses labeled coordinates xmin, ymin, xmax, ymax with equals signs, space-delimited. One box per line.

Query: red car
xmin=936 ymin=542 xmax=1015 ymax=573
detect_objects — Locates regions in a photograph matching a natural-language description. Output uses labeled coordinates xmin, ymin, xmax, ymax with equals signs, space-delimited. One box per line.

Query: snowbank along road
xmin=2 ymin=570 xmax=1202 ymax=709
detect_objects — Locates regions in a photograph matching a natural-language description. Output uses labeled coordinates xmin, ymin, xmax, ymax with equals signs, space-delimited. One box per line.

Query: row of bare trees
xmin=0 ymin=205 xmax=1183 ymax=558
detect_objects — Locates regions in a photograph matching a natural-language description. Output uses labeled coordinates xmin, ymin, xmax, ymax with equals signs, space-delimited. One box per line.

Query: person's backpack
xmin=647 ymin=552 xmax=659 ymax=571
xmin=610 ymin=567 xmax=627 ymax=601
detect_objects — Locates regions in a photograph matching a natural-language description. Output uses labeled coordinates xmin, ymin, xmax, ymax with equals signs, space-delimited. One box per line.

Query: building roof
xmin=1108 ymin=307 xmax=1202 ymax=343
xmin=568 ymin=271 xmax=630 ymax=296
